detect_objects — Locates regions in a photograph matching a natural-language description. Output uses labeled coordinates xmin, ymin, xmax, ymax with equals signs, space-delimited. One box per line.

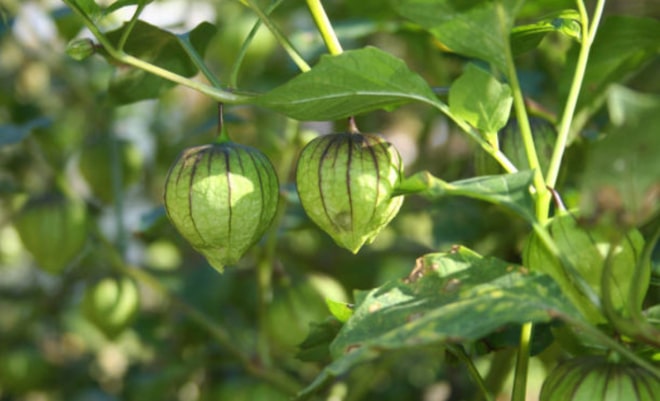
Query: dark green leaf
xmin=256 ymin=47 xmax=437 ymax=120
xmin=448 ymin=63 xmax=512 ymax=133
xmin=184 ymin=21 xmax=217 ymax=56
xmin=393 ymin=0 xmax=525 ymax=71
xmin=295 ymin=318 xmax=343 ymax=362
xmin=579 ymin=87 xmax=660 ymax=227
xmin=104 ymin=20 xmax=215 ymax=104
xmin=510 ymin=9 xmax=581 ymax=55
xmin=396 ymin=170 xmax=536 ymax=223
xmin=298 ymin=246 xmax=577 ymax=397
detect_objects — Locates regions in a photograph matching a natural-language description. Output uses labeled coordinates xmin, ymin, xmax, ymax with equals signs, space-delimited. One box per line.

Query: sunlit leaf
xmin=393 ymin=0 xmax=525 ymax=71
xmin=449 ymin=63 xmax=512 ymax=134
xmin=510 ymin=9 xmax=581 ymax=55
xmin=256 ymin=47 xmax=438 ymax=120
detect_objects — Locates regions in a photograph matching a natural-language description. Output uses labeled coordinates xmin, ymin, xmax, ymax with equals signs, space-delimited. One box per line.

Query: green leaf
xmin=298 ymin=246 xmax=578 ymax=397
xmin=510 ymin=9 xmax=581 ymax=55
xmin=579 ymin=87 xmax=660 ymax=227
xmin=66 ymin=0 xmax=103 ymax=22
xmin=105 ymin=0 xmax=154 ymax=15
xmin=396 ymin=170 xmax=536 ymax=223
xmin=105 ymin=20 xmax=216 ymax=104
xmin=325 ymin=299 xmax=353 ymax=323
xmin=448 ymin=64 xmax=513 ymax=133
xmin=256 ymin=47 xmax=438 ymax=121
xmin=295 ymin=318 xmax=343 ymax=362
xmin=564 ymin=16 xmax=660 ymax=114
xmin=393 ymin=0 xmax=525 ymax=72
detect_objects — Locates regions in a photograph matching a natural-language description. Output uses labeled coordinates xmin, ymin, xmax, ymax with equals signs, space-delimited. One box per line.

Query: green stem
xmin=511 ymin=323 xmax=533 ymax=401
xmin=480 ymin=349 xmax=516 ymax=400
xmin=179 ymin=36 xmax=223 ymax=88
xmin=305 ymin=0 xmax=343 ymax=55
xmin=117 ymin=1 xmax=146 ymax=52
xmin=541 ymin=0 xmax=606 ymax=217
xmin=229 ymin=0 xmax=285 ymax=88
xmin=245 ymin=0 xmax=311 ymax=72
xmin=497 ymin=4 xmax=546 ymax=221
xmin=62 ymin=0 xmax=251 ymax=104
xmin=447 ymin=345 xmax=493 ymax=401
xmin=428 ymin=100 xmax=518 ymax=173
xmin=98 ymin=235 xmax=302 ymax=394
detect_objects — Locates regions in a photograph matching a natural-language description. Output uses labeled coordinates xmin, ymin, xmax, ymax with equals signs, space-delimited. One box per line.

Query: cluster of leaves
xmin=1 ymin=0 xmax=659 ymax=400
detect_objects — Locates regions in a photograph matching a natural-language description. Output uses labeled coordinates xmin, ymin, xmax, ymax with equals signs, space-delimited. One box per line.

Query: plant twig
xmin=305 ymin=0 xmax=343 ymax=55
xmin=245 ymin=0 xmax=311 ymax=72
xmin=511 ymin=323 xmax=533 ymax=401
xmin=62 ymin=0 xmax=251 ymax=104
xmin=447 ymin=345 xmax=493 ymax=401
xmin=541 ymin=0 xmax=606 ymax=218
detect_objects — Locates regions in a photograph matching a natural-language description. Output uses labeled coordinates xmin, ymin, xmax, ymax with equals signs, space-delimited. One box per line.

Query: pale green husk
xmin=295 ymin=132 xmax=404 ymax=253
xmin=14 ymin=193 xmax=89 ymax=274
xmin=163 ymin=142 xmax=279 ymax=272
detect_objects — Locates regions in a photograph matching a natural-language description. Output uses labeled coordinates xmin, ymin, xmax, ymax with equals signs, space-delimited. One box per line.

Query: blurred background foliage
xmin=0 ymin=1 xmax=659 ymax=400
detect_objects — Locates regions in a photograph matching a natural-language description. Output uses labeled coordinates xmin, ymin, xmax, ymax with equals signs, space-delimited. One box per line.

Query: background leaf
xmin=393 ymin=0 xmax=525 ymax=71
xmin=256 ymin=47 xmax=438 ymax=121
xmin=563 ymin=15 xmax=660 ymax=127
xmin=579 ymin=86 xmax=660 ymax=227
xmin=448 ymin=63 xmax=513 ymax=133
xmin=105 ymin=21 xmax=216 ymax=104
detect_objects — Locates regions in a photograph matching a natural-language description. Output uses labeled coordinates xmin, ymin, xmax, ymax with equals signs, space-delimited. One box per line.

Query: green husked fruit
xmin=79 ymin=136 xmax=143 ymax=203
xmin=523 ymin=212 xmax=648 ymax=323
xmin=82 ymin=277 xmax=140 ymax=339
xmin=296 ymin=131 xmax=404 ymax=253
xmin=540 ymin=355 xmax=660 ymax=401
xmin=163 ymin=142 xmax=279 ymax=272
xmin=14 ymin=192 xmax=89 ymax=274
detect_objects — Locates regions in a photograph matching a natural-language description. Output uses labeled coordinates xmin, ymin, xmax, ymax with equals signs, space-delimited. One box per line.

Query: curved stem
xmin=447 ymin=345 xmax=493 ymax=401
xmin=117 ymin=1 xmax=146 ymax=52
xmin=541 ymin=0 xmax=606 ymax=218
xmin=245 ymin=0 xmax=311 ymax=72
xmin=305 ymin=0 xmax=343 ymax=55
xmin=179 ymin=35 xmax=223 ymax=88
xmin=229 ymin=0 xmax=286 ymax=88
xmin=427 ymin=100 xmax=518 ymax=173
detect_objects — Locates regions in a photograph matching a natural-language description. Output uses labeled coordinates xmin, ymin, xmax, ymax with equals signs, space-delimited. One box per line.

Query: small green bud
xmin=66 ymin=38 xmax=96 ymax=61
